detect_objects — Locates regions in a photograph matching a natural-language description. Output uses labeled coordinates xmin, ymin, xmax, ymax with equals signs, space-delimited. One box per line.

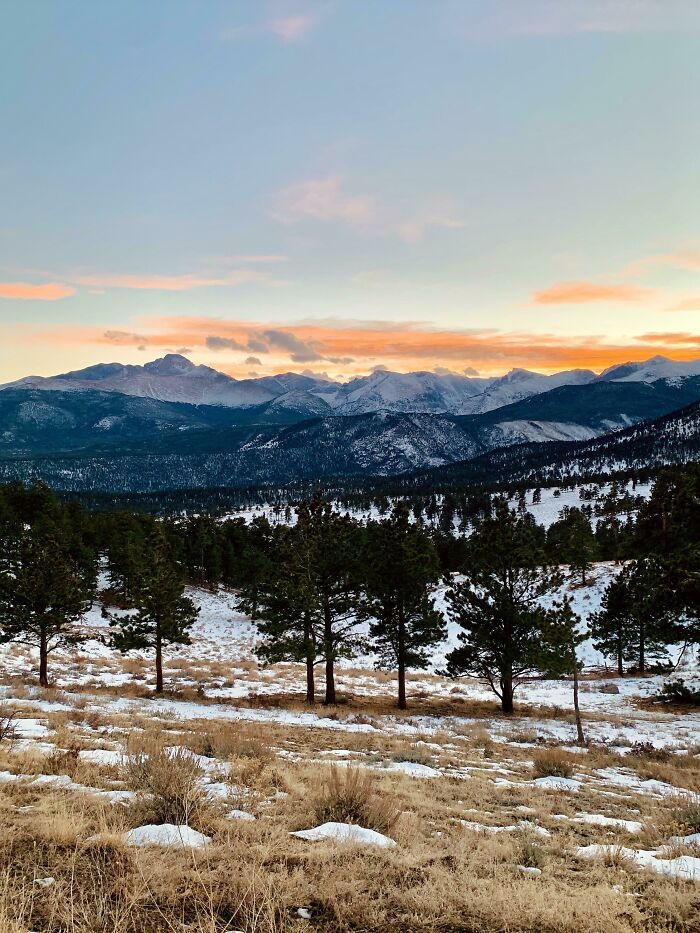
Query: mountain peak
xmin=143 ymin=354 xmax=197 ymax=376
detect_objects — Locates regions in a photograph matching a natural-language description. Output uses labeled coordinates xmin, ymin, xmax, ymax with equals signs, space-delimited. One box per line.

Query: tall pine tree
xmin=0 ymin=531 xmax=94 ymax=687
xmin=362 ymin=503 xmax=445 ymax=709
xmin=445 ymin=502 xmax=567 ymax=713
xmin=110 ymin=528 xmax=199 ymax=693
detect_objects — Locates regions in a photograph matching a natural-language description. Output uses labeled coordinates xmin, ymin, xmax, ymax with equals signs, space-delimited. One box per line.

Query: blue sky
xmin=1 ymin=0 xmax=699 ymax=380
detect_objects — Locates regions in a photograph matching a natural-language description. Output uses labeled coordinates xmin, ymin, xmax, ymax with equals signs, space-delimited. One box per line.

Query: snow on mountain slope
xmin=325 ymin=370 xmax=491 ymax=415
xmin=457 ymin=368 xmax=596 ymax=414
xmin=4 ymin=354 xmax=700 ymax=421
xmin=487 ymin=420 xmax=601 ymax=444
xmin=600 ymin=355 xmax=700 ymax=384
xmin=4 ymin=355 xmax=278 ymax=408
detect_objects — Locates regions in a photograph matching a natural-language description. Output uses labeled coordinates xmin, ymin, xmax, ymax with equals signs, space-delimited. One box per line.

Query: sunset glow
xmin=1 ymin=1 xmax=698 ymax=382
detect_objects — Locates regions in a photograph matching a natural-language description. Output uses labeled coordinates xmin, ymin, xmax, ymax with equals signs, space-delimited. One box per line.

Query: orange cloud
xmin=532 ymin=281 xmax=653 ymax=305
xmin=33 ymin=316 xmax=700 ymax=378
xmin=668 ymin=296 xmax=700 ymax=311
xmin=70 ymin=270 xmax=266 ymax=291
xmin=629 ymin=248 xmax=700 ymax=275
xmin=637 ymin=332 xmax=700 ymax=345
xmin=0 ymin=281 xmax=75 ymax=301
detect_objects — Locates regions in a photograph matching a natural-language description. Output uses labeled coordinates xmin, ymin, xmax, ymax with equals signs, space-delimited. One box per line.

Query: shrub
xmin=0 ymin=708 xmax=17 ymax=744
xmin=672 ymin=802 xmax=700 ymax=835
xmin=125 ymin=747 xmax=206 ymax=825
xmin=312 ymin=767 xmax=400 ymax=835
xmin=518 ymin=837 xmax=546 ymax=870
xmin=628 ymin=741 xmax=671 ymax=763
xmin=532 ymin=749 xmax=574 ymax=779
xmin=46 ymin=746 xmax=81 ymax=778
xmin=658 ymin=679 xmax=700 ymax=706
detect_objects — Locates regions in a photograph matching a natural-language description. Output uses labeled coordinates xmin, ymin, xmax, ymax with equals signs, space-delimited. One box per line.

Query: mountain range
xmin=1 ymin=353 xmax=699 ymax=491
xmin=7 ymin=352 xmax=700 ymax=419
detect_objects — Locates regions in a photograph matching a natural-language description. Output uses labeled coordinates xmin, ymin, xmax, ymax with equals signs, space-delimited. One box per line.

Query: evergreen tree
xmin=548 ymin=508 xmax=596 ymax=584
xmin=110 ymin=528 xmax=198 ymax=693
xmin=445 ymin=502 xmax=566 ymax=713
xmin=362 ymin=504 xmax=444 ymax=709
xmin=590 ymin=559 xmax=672 ymax=674
xmin=0 ymin=531 xmax=94 ymax=687
xmin=539 ymin=598 xmax=587 ymax=745
xmin=240 ymin=493 xmax=364 ymax=705
xmin=239 ymin=519 xmax=322 ymax=704
xmin=588 ymin=572 xmax=633 ymax=675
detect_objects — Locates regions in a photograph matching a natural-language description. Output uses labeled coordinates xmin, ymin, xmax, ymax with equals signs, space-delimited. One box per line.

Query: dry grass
xmin=124 ymin=745 xmax=212 ymax=829
xmin=309 ymin=766 xmax=402 ymax=836
xmin=532 ymin=749 xmax=576 ymax=779
xmin=0 ymin=731 xmax=697 ymax=932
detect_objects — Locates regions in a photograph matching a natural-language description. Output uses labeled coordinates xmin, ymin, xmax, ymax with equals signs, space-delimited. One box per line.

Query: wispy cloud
xmin=398 ymin=200 xmax=464 ymax=243
xmin=668 ymin=296 xmax=700 ymax=311
xmin=452 ymin=0 xmax=700 ymax=41
xmin=532 ymin=281 xmax=653 ymax=305
xmin=0 ymin=281 xmax=75 ymax=301
xmin=268 ymin=14 xmax=315 ymax=43
xmin=70 ymin=270 xmax=267 ymax=292
xmin=221 ymin=6 xmax=320 ymax=45
xmin=38 ymin=316 xmax=700 ymax=377
xmin=628 ymin=247 xmax=700 ymax=276
xmin=272 ymin=175 xmax=375 ymax=226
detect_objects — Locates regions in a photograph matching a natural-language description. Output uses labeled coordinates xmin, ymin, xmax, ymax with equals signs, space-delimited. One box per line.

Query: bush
xmin=658 ymin=679 xmax=700 ymax=706
xmin=125 ymin=746 xmax=206 ymax=825
xmin=197 ymin=724 xmax=273 ymax=763
xmin=672 ymin=802 xmax=700 ymax=835
xmin=519 ymin=837 xmax=546 ymax=870
xmin=628 ymin=741 xmax=671 ymax=763
xmin=312 ymin=767 xmax=400 ymax=835
xmin=532 ymin=749 xmax=574 ymax=779
xmin=0 ymin=708 xmax=17 ymax=744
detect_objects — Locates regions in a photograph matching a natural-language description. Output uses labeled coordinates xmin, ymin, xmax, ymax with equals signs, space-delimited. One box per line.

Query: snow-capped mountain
xmin=321 ymin=369 xmax=491 ymax=415
xmin=5 ymin=353 xmax=700 ymax=420
xmin=454 ymin=367 xmax=596 ymax=414
xmin=1 ymin=354 xmax=319 ymax=410
xmin=598 ymin=355 xmax=700 ymax=384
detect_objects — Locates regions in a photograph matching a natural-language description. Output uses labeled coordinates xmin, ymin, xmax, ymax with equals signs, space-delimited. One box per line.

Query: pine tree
xmin=240 ymin=494 xmax=364 ymax=705
xmin=547 ymin=508 xmax=596 ymax=584
xmin=239 ymin=518 xmax=321 ymax=704
xmin=589 ymin=572 xmax=633 ymax=675
xmin=590 ymin=559 xmax=673 ymax=675
xmin=362 ymin=503 xmax=445 ymax=709
xmin=445 ymin=502 xmax=565 ymax=713
xmin=110 ymin=528 xmax=199 ymax=693
xmin=539 ymin=598 xmax=587 ymax=745
xmin=0 ymin=531 xmax=94 ymax=687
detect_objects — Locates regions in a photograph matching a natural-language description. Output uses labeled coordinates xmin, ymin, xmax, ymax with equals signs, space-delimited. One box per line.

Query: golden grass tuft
xmin=310 ymin=766 xmax=401 ymax=836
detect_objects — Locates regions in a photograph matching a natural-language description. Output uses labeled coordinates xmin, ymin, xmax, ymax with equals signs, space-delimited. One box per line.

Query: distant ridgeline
xmin=0 ymin=354 xmax=699 ymax=498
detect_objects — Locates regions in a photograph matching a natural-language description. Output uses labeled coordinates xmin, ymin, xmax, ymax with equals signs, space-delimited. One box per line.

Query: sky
xmin=1 ymin=0 xmax=700 ymax=382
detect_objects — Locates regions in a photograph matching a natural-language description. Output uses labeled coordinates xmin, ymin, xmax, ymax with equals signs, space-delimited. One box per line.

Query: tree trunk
xmin=39 ymin=631 xmax=49 ymax=689
xmin=323 ymin=599 xmax=335 ymax=705
xmin=306 ymin=656 xmax=315 ymax=705
xmin=638 ymin=620 xmax=645 ymax=674
xmin=303 ymin=614 xmax=315 ymax=705
xmin=617 ymin=634 xmax=624 ymax=677
xmin=397 ymin=608 xmax=407 ymax=710
xmin=572 ymin=645 xmax=586 ymax=745
xmin=155 ymin=625 xmax=164 ymax=694
xmin=501 ymin=677 xmax=514 ymax=714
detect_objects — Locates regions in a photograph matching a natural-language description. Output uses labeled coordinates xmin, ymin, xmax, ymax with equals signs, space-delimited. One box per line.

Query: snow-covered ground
xmin=215 ymin=480 xmax=653 ymax=536
xmin=0 ymin=560 xmax=698 ymax=758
